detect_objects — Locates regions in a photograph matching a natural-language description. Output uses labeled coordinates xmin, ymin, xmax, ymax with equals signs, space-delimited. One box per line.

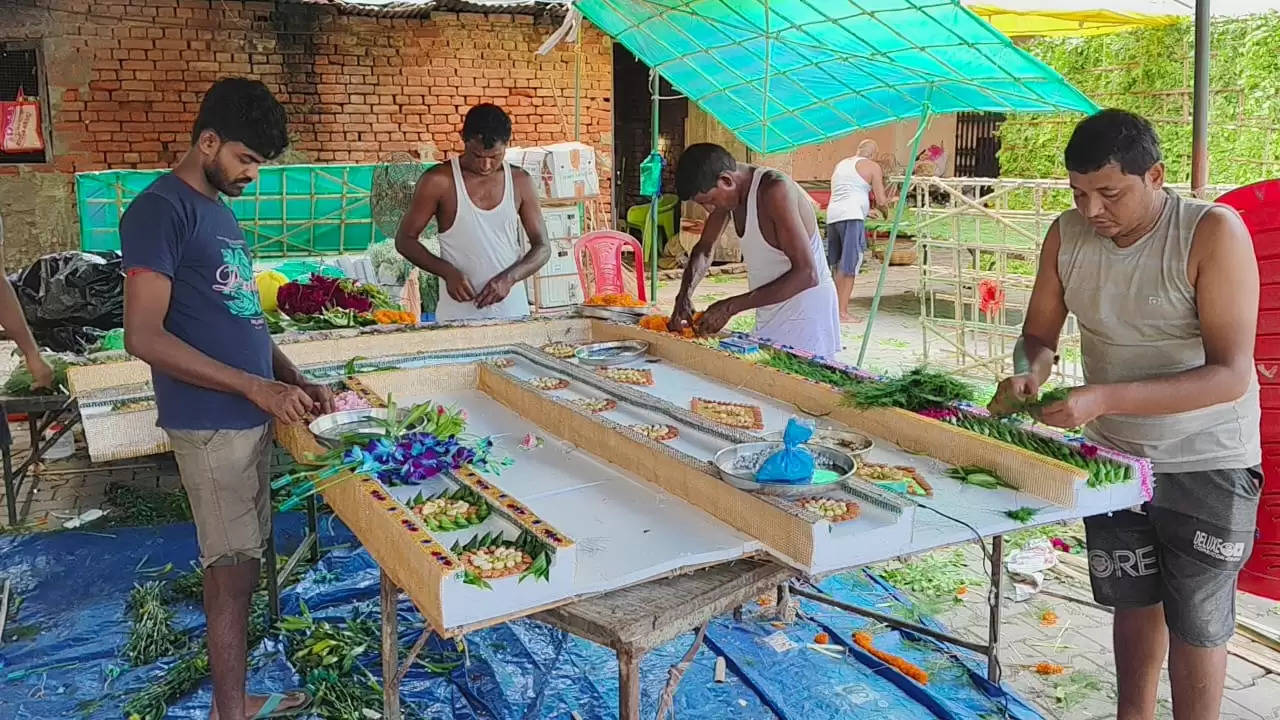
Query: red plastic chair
xmin=573 ymin=230 xmax=647 ymax=303
xmin=1218 ymin=179 xmax=1280 ymax=601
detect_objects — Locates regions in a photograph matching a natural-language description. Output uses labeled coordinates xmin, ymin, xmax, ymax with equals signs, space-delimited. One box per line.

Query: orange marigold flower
xmin=1034 ymin=662 xmax=1065 ymax=676
xmin=1040 ymin=610 xmax=1059 ymax=627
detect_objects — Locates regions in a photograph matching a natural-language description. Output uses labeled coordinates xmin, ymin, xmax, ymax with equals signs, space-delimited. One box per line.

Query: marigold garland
xmin=638 ymin=312 xmax=704 ymax=338
xmin=852 ymin=631 xmax=929 ymax=684
xmin=585 ymin=292 xmax=646 ymax=308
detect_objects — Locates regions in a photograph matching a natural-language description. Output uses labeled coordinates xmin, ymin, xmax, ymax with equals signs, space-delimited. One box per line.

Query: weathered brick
xmin=0 ymin=0 xmax=614 ymax=270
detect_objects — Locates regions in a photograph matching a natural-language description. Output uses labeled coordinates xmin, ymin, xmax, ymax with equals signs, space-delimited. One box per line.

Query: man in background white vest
xmin=396 ymin=104 xmax=550 ymax=322
xmin=826 ymin=139 xmax=888 ymax=323
xmin=990 ymin=109 xmax=1262 ymax=720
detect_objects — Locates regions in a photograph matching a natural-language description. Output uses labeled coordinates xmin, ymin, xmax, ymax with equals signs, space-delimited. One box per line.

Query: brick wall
xmin=0 ymin=1 xmax=613 ymax=269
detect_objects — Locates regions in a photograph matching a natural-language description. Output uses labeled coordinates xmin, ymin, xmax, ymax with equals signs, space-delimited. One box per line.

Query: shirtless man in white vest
xmin=990 ymin=109 xmax=1262 ymax=720
xmin=669 ymin=143 xmax=841 ymax=358
xmin=396 ymin=103 xmax=550 ymax=322
xmin=827 ymin=139 xmax=888 ymax=322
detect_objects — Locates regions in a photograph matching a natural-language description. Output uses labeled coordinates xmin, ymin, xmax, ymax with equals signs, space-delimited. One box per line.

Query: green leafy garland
xmin=841 ymin=366 xmax=978 ymax=413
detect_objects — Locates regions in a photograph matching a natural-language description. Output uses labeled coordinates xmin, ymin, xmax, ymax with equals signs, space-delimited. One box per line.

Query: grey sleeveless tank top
xmin=1057 ymin=189 xmax=1260 ymax=473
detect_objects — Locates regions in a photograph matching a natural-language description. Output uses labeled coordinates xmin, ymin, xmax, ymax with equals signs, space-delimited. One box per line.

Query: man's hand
xmin=1034 ymin=385 xmax=1109 ymax=429
xmin=695 ymin=298 xmax=737 ymax=336
xmin=988 ymin=373 xmax=1040 ymax=418
xmin=444 ymin=268 xmax=476 ymax=303
xmin=669 ymin=293 xmax=696 ymax=334
xmin=247 ymin=379 xmax=315 ymax=425
xmin=475 ymin=272 xmax=514 ymax=309
xmin=297 ymin=381 xmax=335 ymax=415
xmin=25 ymin=353 xmax=55 ymax=391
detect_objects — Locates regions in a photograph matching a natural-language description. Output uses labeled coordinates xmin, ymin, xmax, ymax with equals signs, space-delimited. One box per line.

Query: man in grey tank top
xmin=990 ymin=110 xmax=1262 ymax=720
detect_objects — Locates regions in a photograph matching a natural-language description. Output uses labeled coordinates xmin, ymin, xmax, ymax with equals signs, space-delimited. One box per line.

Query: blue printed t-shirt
xmin=120 ymin=173 xmax=273 ymax=430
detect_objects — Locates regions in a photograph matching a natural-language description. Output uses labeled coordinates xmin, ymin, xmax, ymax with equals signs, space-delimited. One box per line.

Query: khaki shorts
xmin=166 ymin=424 xmax=272 ymax=568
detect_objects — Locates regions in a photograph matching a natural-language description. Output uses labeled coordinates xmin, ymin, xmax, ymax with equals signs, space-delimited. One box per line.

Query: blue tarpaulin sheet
xmin=0 ymin=516 xmax=1041 ymax=719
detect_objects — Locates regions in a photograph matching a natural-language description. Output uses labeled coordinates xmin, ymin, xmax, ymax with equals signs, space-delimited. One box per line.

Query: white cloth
xmin=733 ymin=168 xmax=841 ymax=358
xmin=434 ymin=157 xmax=531 ymax=322
xmin=826 ymin=156 xmax=873 ymax=223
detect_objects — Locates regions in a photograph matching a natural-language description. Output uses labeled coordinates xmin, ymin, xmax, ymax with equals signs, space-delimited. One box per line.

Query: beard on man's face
xmin=204 ymin=162 xmax=248 ymax=197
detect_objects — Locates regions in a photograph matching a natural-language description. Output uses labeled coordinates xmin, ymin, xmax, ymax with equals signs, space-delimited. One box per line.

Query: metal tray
xmin=309 ymin=408 xmax=401 ymax=445
xmin=573 ymin=340 xmax=650 ymax=367
xmin=712 ymin=441 xmax=857 ymax=497
xmin=580 ymin=305 xmax=648 ymax=323
xmin=763 ymin=428 xmax=873 ymax=459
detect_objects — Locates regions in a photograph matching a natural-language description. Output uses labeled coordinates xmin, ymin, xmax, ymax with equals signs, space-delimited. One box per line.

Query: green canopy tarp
xmin=576 ymin=0 xmax=1098 ymax=154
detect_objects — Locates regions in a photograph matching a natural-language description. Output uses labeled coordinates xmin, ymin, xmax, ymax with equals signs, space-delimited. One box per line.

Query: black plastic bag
xmin=11 ymin=251 xmax=123 ymax=353
xmin=14 ymin=251 xmax=124 ymax=328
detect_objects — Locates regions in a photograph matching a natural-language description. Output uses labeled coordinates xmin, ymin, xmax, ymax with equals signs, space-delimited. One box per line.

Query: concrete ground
xmin=2 ymin=261 xmax=1277 ymax=719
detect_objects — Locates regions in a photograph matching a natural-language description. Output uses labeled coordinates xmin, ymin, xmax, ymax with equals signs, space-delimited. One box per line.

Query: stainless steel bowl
xmin=573 ymin=340 xmax=650 ymax=367
xmin=309 ymin=408 xmax=401 ymax=445
xmin=763 ymin=428 xmax=874 ymax=459
xmin=712 ymin=441 xmax=857 ymax=497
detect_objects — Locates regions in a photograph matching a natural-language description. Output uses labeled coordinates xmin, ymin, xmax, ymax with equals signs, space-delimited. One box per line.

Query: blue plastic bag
xmin=756 ymin=418 xmax=816 ymax=484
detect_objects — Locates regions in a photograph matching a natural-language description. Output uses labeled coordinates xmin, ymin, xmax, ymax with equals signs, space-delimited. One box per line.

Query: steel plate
xmin=573 ymin=340 xmax=650 ymax=367
xmin=712 ymin=441 xmax=857 ymax=497
xmin=763 ymin=428 xmax=873 ymax=459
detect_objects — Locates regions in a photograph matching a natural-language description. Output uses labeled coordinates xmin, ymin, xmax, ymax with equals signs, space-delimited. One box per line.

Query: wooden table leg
xmin=618 ymin=646 xmax=641 ymax=720
xmin=380 ymin=571 xmax=402 ymax=720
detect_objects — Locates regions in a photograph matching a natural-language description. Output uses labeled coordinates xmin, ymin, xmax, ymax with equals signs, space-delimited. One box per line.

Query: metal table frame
xmin=0 ymin=394 xmax=81 ymax=526
xmin=372 ymin=534 xmax=1008 ymax=720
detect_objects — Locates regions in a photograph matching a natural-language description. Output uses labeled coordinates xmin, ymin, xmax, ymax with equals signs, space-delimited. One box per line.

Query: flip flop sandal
xmin=253 ymin=690 xmax=313 ymax=719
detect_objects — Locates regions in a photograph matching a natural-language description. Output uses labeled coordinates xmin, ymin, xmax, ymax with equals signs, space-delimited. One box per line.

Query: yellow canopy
xmin=968 ymin=6 xmax=1181 ymax=37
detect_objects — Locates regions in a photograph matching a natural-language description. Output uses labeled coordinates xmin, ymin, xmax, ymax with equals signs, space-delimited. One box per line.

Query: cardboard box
xmin=528 ymin=273 xmax=583 ymax=308
xmin=544 ymin=142 xmax=599 ymax=200
xmin=541 ymin=205 xmax=582 ymax=241
xmin=504 ymin=146 xmax=550 ymax=199
xmin=538 ymin=238 xmax=578 ymax=278
xmin=505 ymin=143 xmax=599 ymax=201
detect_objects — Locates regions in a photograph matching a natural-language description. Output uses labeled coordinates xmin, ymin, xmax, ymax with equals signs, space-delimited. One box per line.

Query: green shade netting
xmin=575 ymin=0 xmax=1099 ymax=153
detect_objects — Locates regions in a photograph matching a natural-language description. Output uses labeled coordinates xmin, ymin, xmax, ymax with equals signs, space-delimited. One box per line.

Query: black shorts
xmin=1084 ymin=466 xmax=1263 ymax=647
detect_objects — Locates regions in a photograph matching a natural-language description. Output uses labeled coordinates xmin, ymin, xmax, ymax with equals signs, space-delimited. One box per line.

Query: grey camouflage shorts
xmin=1083 ymin=466 xmax=1263 ymax=647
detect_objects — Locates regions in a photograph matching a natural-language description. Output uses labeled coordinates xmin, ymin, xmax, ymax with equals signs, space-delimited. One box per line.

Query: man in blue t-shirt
xmin=121 ymin=78 xmax=328 ymax=720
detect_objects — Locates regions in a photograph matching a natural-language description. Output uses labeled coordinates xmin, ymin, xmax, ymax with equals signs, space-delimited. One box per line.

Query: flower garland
xmin=274 ymin=400 xmax=510 ymax=511
xmin=852 ymin=631 xmax=929 ymax=685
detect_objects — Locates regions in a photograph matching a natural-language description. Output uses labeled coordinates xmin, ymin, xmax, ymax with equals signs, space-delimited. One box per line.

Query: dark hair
xmin=191 ymin=78 xmax=288 ymax=160
xmin=461 ymin=104 xmax=512 ymax=149
xmin=1064 ymin=108 xmax=1162 ymax=176
xmin=675 ymin=143 xmax=736 ymax=200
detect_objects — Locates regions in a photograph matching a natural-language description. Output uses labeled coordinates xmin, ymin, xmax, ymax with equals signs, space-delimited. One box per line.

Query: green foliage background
xmin=998 ymin=14 xmax=1280 ymax=186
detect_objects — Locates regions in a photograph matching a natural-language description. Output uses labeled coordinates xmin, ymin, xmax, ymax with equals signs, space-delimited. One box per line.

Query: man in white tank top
xmin=669 ymin=143 xmax=841 ymax=358
xmin=989 ymin=110 xmax=1262 ymax=720
xmin=826 ymin=140 xmax=888 ymax=323
xmin=395 ymin=104 xmax=550 ymax=322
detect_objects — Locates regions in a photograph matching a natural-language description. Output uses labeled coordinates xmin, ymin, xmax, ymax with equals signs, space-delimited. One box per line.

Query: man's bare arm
xmin=1015 ymin=222 xmax=1068 ymax=384
xmin=1095 ymin=208 xmax=1258 ymax=415
xmin=124 ymin=271 xmax=312 ymax=422
xmin=501 ymin=168 xmax=551 ymax=283
xmin=868 ymin=162 xmax=890 ymax=217
xmin=125 ymin=271 xmax=264 ymax=393
xmin=677 ymin=210 xmax=726 ymax=300
xmin=718 ymin=178 xmax=817 ymax=314
xmin=394 ymin=169 xmax=455 ymax=279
